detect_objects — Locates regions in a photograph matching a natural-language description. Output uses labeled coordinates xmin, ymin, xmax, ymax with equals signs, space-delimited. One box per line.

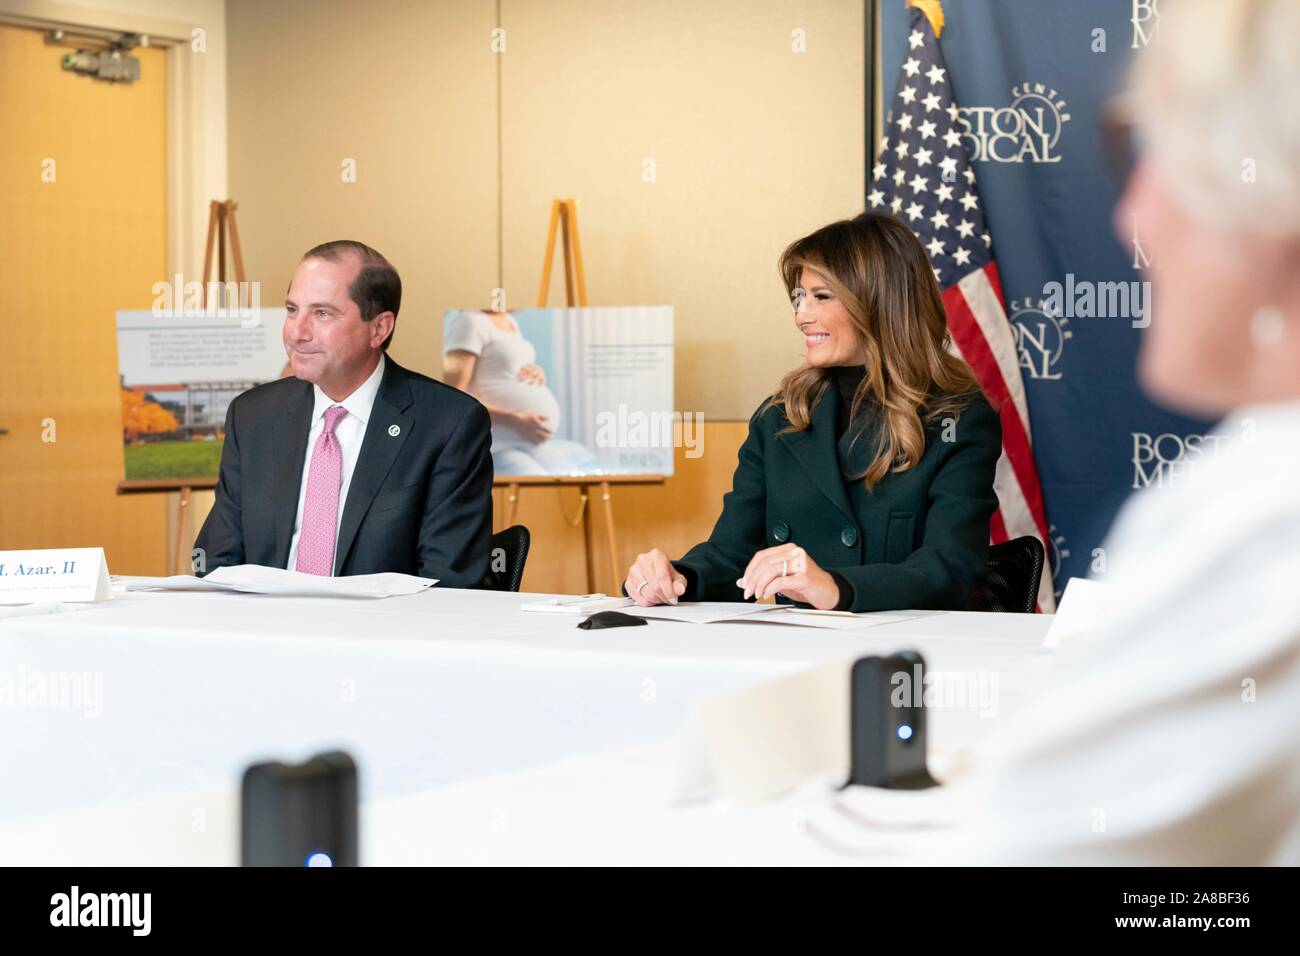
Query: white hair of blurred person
xmin=1118 ymin=0 xmax=1300 ymax=417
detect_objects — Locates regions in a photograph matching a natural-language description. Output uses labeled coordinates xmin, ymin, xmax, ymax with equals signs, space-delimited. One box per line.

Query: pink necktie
xmin=295 ymin=405 xmax=349 ymax=576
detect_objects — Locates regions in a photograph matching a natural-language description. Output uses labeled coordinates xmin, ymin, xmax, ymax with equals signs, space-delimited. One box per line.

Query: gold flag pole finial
xmin=908 ymin=0 xmax=945 ymax=39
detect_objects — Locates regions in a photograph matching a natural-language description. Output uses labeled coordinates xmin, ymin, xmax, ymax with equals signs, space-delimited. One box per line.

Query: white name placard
xmin=0 ymin=548 xmax=112 ymax=605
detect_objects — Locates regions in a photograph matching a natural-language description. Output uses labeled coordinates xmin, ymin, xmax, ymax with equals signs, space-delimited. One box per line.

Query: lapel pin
xmin=388 ymin=424 xmax=401 ymax=437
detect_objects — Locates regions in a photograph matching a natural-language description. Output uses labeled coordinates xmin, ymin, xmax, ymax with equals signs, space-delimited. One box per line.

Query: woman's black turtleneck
xmin=831 ymin=364 xmax=868 ymax=439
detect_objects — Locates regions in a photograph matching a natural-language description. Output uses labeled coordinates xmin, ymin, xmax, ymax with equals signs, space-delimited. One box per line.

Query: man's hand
xmin=625 ymin=547 xmax=687 ymax=606
xmin=736 ymin=542 xmax=841 ymax=610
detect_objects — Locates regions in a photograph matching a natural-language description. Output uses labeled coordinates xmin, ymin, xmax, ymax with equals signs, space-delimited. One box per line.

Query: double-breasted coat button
xmin=772 ymin=521 xmax=790 ymax=543
xmin=841 ymin=525 xmax=858 ymax=547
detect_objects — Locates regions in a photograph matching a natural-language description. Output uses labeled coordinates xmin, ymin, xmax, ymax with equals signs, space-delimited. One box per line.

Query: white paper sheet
xmin=623 ymin=602 xmax=786 ymax=624
xmin=520 ymin=596 xmax=634 ymax=614
xmin=738 ymin=608 xmax=941 ymax=630
xmin=120 ymin=565 xmax=437 ymax=599
xmin=1043 ymin=577 xmax=1109 ymax=648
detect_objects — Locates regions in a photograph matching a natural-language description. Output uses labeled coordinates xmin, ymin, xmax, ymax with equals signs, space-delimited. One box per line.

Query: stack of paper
xmin=120 ymin=565 xmax=437 ymax=599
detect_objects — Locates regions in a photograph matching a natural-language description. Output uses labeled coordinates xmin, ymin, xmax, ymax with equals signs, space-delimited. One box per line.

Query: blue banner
xmin=881 ymin=0 xmax=1209 ymax=596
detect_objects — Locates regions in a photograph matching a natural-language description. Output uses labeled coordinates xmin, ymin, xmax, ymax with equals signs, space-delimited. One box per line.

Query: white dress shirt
xmin=286 ymin=354 xmax=386 ymax=573
xmin=938 ymin=399 xmax=1300 ymax=864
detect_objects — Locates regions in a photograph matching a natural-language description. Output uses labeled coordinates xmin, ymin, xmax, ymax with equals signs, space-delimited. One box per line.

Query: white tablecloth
xmin=0 ymin=585 xmax=1051 ymax=858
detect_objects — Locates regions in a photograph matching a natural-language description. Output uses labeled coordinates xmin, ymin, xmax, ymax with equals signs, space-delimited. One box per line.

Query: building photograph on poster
xmin=115 ymin=310 xmax=288 ymax=481
xmin=442 ymin=306 xmax=675 ymax=478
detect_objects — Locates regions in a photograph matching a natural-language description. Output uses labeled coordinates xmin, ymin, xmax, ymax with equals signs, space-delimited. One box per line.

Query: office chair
xmin=481 ymin=524 xmax=531 ymax=592
xmin=967 ymin=535 xmax=1044 ymax=613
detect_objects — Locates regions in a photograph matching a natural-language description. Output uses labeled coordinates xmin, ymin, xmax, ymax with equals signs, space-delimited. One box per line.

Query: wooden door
xmin=0 ymin=23 xmax=169 ymax=573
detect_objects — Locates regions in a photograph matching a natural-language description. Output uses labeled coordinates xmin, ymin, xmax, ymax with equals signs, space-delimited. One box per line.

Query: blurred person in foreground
xmin=928 ymin=0 xmax=1300 ymax=864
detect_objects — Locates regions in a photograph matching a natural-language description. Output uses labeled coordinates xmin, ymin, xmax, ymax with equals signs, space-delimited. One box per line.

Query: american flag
xmin=870 ymin=4 xmax=1054 ymax=610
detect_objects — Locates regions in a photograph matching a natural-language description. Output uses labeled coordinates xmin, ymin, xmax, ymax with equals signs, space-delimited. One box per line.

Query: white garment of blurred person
xmin=443 ymin=310 xmax=598 ymax=476
xmin=923 ymin=0 xmax=1300 ymax=864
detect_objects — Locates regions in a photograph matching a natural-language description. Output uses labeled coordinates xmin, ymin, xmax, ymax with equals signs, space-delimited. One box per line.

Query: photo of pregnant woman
xmin=443 ymin=309 xmax=599 ymax=476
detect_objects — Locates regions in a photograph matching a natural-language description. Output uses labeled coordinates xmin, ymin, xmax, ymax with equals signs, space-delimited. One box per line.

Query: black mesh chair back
xmin=967 ymin=535 xmax=1044 ymax=613
xmin=480 ymin=524 xmax=531 ymax=592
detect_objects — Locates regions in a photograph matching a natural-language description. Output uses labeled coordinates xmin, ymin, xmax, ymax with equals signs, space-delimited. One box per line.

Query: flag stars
xmin=871 ymin=31 xmax=992 ymax=281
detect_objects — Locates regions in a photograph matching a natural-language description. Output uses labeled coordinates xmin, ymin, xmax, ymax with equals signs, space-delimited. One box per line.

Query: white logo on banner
xmin=1131 ymin=432 xmax=1225 ymax=489
xmin=1047 ymin=524 xmax=1071 ymax=602
xmin=1131 ymin=0 xmax=1161 ymax=49
xmin=958 ymin=83 xmax=1071 ymax=164
xmin=1011 ymin=298 xmax=1072 ymax=381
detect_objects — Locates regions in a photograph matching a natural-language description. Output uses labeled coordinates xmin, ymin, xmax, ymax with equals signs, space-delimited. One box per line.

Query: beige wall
xmin=227 ymin=0 xmax=865 ymax=420
xmin=226 ymin=0 xmax=499 ymax=386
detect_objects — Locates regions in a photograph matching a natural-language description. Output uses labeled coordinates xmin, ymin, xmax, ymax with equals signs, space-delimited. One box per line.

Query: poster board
xmin=115 ymin=310 xmax=288 ymax=484
xmin=443 ymin=306 xmax=676 ymax=478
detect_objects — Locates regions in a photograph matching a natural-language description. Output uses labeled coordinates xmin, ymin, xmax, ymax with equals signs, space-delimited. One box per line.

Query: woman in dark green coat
xmin=624 ymin=212 xmax=1002 ymax=612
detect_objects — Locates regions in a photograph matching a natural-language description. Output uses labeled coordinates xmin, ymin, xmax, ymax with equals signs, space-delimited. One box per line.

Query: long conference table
xmin=0 ymin=583 xmax=1053 ymax=865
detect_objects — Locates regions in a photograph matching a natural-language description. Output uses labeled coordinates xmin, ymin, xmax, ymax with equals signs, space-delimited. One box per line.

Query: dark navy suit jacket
xmin=194 ymin=358 xmax=493 ymax=586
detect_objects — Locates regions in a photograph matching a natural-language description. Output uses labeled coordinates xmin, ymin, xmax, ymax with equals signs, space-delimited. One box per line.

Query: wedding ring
xmin=781 ymin=559 xmax=788 ymax=577
xmin=636 ymin=580 xmax=648 ymax=595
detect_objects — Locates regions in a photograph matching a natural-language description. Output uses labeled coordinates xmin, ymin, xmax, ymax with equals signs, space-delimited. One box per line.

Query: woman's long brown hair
xmin=763 ymin=212 xmax=986 ymax=490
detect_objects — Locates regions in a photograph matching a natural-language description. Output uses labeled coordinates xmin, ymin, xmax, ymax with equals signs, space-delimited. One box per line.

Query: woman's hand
xmin=736 ymin=543 xmax=841 ymax=610
xmin=625 ymin=548 xmax=687 ymax=606
xmin=517 ymin=363 xmax=546 ymax=386
xmin=510 ymin=410 xmax=553 ymax=443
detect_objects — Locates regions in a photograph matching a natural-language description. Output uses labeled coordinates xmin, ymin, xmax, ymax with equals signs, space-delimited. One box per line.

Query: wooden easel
xmin=202 ymin=199 xmax=247 ymax=308
xmin=117 ymin=199 xmax=244 ymax=574
xmin=494 ymin=199 xmax=662 ymax=594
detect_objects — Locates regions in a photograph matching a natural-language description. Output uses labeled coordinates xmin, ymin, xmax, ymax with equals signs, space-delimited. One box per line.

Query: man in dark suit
xmin=194 ymin=240 xmax=493 ymax=586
